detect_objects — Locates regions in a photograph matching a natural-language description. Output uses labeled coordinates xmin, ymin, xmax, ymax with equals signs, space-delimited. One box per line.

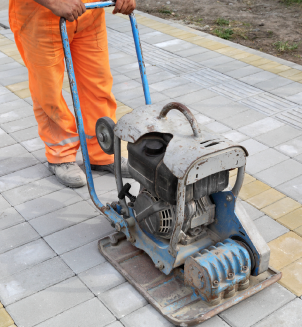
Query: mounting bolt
xmin=213 ymin=280 xmax=219 ymax=287
xmin=226 ymin=195 xmax=233 ymax=202
xmin=243 ymin=265 xmax=248 ymax=271
xmin=228 ymin=272 xmax=234 ymax=279
xmin=115 ymin=223 xmax=121 ymax=232
xmin=155 ymin=261 xmax=164 ymax=270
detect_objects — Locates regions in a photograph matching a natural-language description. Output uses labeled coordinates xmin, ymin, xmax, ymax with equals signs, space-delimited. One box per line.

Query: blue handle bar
xmin=59 ymin=3 xmax=151 ymax=216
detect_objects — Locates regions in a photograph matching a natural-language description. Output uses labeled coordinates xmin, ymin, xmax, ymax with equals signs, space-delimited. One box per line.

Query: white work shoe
xmin=48 ymin=162 xmax=87 ymax=188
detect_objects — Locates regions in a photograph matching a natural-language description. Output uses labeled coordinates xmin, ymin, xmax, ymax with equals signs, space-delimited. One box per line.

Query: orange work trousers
xmin=9 ymin=0 xmax=116 ymax=165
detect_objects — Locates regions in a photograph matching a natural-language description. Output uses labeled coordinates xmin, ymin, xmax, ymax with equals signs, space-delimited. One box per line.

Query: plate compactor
xmin=60 ymin=2 xmax=281 ymax=325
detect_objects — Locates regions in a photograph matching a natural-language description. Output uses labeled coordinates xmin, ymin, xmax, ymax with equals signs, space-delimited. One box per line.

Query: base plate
xmin=98 ymin=233 xmax=281 ymax=327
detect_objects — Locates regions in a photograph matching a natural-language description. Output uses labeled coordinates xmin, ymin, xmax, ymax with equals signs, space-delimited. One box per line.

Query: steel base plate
xmin=98 ymin=233 xmax=282 ymax=327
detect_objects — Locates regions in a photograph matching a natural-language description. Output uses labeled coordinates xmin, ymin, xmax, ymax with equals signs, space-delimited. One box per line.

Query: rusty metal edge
xmin=98 ymin=236 xmax=282 ymax=327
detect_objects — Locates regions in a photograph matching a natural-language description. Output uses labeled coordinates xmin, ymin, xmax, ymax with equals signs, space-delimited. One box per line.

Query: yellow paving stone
xmin=7 ymin=81 xmax=29 ymax=92
xmin=121 ymin=140 xmax=128 ymax=152
xmin=183 ymin=36 xmax=204 ymax=43
xmin=0 ymin=308 xmax=14 ymax=327
xmin=294 ymin=225 xmax=302 ymax=238
xmin=62 ymin=81 xmax=70 ymax=89
xmin=257 ymin=61 xmax=281 ymax=70
xmin=229 ymin=168 xmax=238 ymax=177
xmin=287 ymin=72 xmax=302 ymax=82
xmin=14 ymin=88 xmax=31 ymax=99
xmin=0 ymin=44 xmax=17 ymax=52
xmin=63 ymin=87 xmax=71 ymax=93
xmin=15 ymin=59 xmax=25 ymax=66
xmin=249 ymin=58 xmax=272 ymax=67
xmin=0 ymin=303 xmax=2 ymax=308
xmin=178 ymin=33 xmax=198 ymax=40
xmin=116 ymin=105 xmax=132 ymax=120
xmin=279 ymin=257 xmax=302 ymax=296
xmin=0 ymin=38 xmax=14 ymax=46
xmin=262 ymin=197 xmax=301 ymax=220
xmin=238 ymin=180 xmax=271 ymax=200
xmin=233 ymin=52 xmax=254 ymax=60
xmin=246 ymin=188 xmax=285 ymax=210
xmin=268 ymin=65 xmax=291 ymax=74
xmin=277 ymin=208 xmax=302 ymax=230
xmin=243 ymin=174 xmax=256 ymax=185
xmin=269 ymin=231 xmax=302 ymax=270
xmin=223 ymin=49 xmax=245 ymax=57
xmin=240 ymin=55 xmax=263 ymax=63
xmin=279 ymin=68 xmax=302 ymax=78
xmin=203 ymin=42 xmax=228 ymax=51
xmin=116 ymin=100 xmax=125 ymax=107
xmin=121 ymin=150 xmax=128 ymax=159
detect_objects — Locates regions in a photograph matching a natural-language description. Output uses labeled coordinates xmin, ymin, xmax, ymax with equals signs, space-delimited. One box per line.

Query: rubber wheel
xmin=95 ymin=117 xmax=115 ymax=155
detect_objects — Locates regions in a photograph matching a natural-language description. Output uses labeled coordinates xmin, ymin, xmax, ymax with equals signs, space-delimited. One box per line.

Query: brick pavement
xmin=0 ymin=7 xmax=302 ymax=327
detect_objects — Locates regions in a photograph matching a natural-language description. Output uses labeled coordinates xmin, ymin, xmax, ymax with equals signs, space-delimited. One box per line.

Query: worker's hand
xmin=49 ymin=0 xmax=86 ymax=22
xmin=113 ymin=0 xmax=136 ymax=15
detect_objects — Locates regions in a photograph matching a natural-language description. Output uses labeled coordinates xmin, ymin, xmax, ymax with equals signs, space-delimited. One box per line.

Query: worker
xmin=9 ymin=0 xmax=135 ymax=187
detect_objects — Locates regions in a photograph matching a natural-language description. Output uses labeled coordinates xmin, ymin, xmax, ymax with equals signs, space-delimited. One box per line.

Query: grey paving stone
xmin=79 ymin=261 xmax=125 ymax=295
xmin=20 ymin=136 xmax=44 ymax=152
xmin=35 ymin=298 xmax=115 ymax=327
xmin=44 ymin=216 xmax=114 ymax=255
xmin=276 ymin=175 xmax=302 ymax=204
xmin=145 ymin=34 xmax=177 ymax=45
xmin=1 ymin=116 xmax=37 ymax=133
xmin=61 ymin=240 xmax=106 ymax=274
xmin=30 ymin=201 xmax=99 ymax=237
xmin=0 ymin=194 xmax=10 ymax=212
xmin=255 ymin=125 xmax=302 ymax=147
xmin=0 ymin=92 xmax=19 ymax=105
xmin=275 ymin=135 xmax=302 ymax=157
xmin=200 ymin=55 xmax=235 ymax=68
xmin=10 ymin=125 xmax=38 ymax=142
xmin=0 ymin=163 xmax=52 ymax=192
xmin=239 ymin=71 xmax=276 ymax=85
xmin=270 ymin=82 xmax=302 ymax=97
xmin=246 ymin=148 xmax=288 ymax=174
xmin=0 ymin=87 xmax=11 ymax=96
xmin=135 ymin=70 xmax=175 ymax=85
xmin=225 ymin=66 xmax=263 ymax=79
xmin=0 ymin=239 xmax=55 ymax=280
xmin=0 ymin=257 xmax=74 ymax=306
xmin=223 ymin=109 xmax=266 ymax=129
xmin=0 ymin=143 xmax=28 ymax=162
xmin=0 ymin=222 xmax=39 ymax=254
xmin=112 ymin=79 xmax=142 ymax=94
xmin=2 ymin=175 xmax=64 ymax=206
xmin=236 ymin=200 xmax=264 ymax=221
xmin=0 ymin=57 xmax=14 ymax=66
xmin=15 ymin=187 xmax=82 ymax=220
xmin=174 ymin=88 xmax=217 ymax=105
xmin=255 ymin=159 xmax=302 ymax=187
xmin=223 ymin=130 xmax=248 ymax=143
xmin=163 ymin=82 xmax=204 ymax=98
xmin=287 ymin=91 xmax=302 ymax=104
xmin=123 ymin=92 xmax=169 ymax=109
xmin=187 ymin=50 xmax=222 ymax=63
xmin=110 ymin=56 xmax=139 ymax=68
xmin=105 ymin=322 xmax=124 ymax=327
xmin=6 ymin=277 xmax=94 ymax=327
xmin=254 ymin=215 xmax=289 ymax=243
xmin=151 ymin=77 xmax=190 ymax=92
xmin=255 ymin=298 xmax=302 ymax=327
xmin=74 ymin=174 xmax=123 ymax=200
xmin=174 ymin=46 xmax=209 ymax=58
xmin=196 ymin=315 xmax=230 ymax=327
xmin=213 ymin=60 xmax=249 ymax=74
xmin=113 ymin=74 xmax=131 ymax=85
xmin=0 ymin=129 xmax=16 ymax=148
xmin=190 ymin=95 xmax=235 ymax=116
xmin=194 ymin=113 xmax=214 ymax=125
xmin=0 ymin=67 xmax=28 ymax=79
xmin=121 ymin=304 xmax=173 ymax=327
xmin=0 ymin=73 xmax=29 ymax=86
xmin=31 ymin=148 xmax=47 ymax=163
xmin=238 ymin=117 xmax=284 ymax=137
xmin=0 ymin=99 xmax=32 ymax=116
xmin=0 ymin=61 xmax=21 ymax=72
xmin=240 ymin=139 xmax=268 ymax=156
xmin=115 ymin=86 xmax=145 ymax=102
xmin=0 ymin=206 xmax=24 ymax=231
xmin=184 ymin=68 xmax=231 ymax=88
xmin=99 ymin=282 xmax=147 ymax=318
xmin=219 ymin=283 xmax=295 ymax=327
xmin=0 ymin=107 xmax=33 ymax=124
xmin=253 ymin=75 xmax=293 ymax=92
xmin=205 ymin=121 xmax=231 ymax=134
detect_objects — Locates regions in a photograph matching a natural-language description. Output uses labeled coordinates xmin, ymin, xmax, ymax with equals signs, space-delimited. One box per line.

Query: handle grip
xmin=85 ymin=1 xmax=116 ymax=10
xmin=158 ymin=102 xmax=201 ymax=138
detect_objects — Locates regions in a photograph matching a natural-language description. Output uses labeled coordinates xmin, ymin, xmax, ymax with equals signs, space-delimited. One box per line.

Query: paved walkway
xmin=0 ymin=7 xmax=302 ymax=327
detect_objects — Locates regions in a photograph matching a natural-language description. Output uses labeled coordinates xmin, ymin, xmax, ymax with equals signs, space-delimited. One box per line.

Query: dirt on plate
xmin=136 ymin=0 xmax=302 ymax=65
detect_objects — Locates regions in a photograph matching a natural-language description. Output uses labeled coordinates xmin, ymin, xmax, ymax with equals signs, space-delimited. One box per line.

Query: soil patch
xmin=137 ymin=0 xmax=302 ymax=65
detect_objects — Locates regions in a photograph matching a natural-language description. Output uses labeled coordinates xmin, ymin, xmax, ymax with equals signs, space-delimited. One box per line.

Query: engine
xmin=128 ymin=133 xmax=229 ymax=244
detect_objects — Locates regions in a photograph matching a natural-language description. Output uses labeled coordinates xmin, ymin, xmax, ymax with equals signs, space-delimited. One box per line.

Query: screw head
xmin=243 ymin=265 xmax=248 ymax=271
xmin=213 ymin=280 xmax=219 ymax=286
xmin=228 ymin=272 xmax=234 ymax=279
xmin=226 ymin=195 xmax=233 ymax=202
xmin=115 ymin=223 xmax=121 ymax=231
